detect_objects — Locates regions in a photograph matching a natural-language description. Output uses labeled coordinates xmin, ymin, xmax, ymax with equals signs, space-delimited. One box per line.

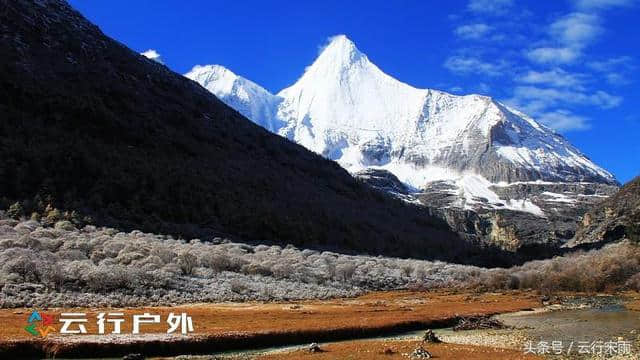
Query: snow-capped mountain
xmin=186 ymin=35 xmax=617 ymax=219
xmin=185 ymin=64 xmax=284 ymax=133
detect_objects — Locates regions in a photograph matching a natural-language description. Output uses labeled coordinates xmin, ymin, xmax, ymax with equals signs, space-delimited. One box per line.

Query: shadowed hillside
xmin=0 ymin=0 xmax=520 ymax=266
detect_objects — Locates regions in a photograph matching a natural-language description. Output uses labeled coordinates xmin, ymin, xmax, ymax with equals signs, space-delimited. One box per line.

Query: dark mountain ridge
xmin=0 ymin=0 xmax=525 ymax=266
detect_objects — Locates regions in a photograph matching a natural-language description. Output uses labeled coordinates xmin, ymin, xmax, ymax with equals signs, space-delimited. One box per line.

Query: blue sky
xmin=69 ymin=0 xmax=639 ymax=183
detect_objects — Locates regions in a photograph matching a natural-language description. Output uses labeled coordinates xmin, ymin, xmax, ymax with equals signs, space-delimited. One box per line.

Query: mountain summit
xmin=188 ymin=35 xmax=616 ymax=207
xmin=188 ymin=35 xmax=619 ymax=250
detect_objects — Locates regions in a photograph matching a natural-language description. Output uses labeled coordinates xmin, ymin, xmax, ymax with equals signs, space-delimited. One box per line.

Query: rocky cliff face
xmin=356 ymin=170 xmax=618 ymax=251
xmin=570 ymin=176 xmax=640 ymax=246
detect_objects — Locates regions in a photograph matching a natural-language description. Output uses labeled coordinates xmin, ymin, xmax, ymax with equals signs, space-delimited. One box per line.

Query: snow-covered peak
xmin=315 ymin=35 xmax=364 ymax=67
xmin=187 ymin=36 xmax=617 ymax=207
xmin=186 ymin=64 xmax=257 ymax=101
xmin=185 ymin=64 xmax=283 ymax=132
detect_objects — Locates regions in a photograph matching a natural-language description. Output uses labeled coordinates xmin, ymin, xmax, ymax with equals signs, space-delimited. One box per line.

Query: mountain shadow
xmin=1 ymin=0 xmax=523 ymax=267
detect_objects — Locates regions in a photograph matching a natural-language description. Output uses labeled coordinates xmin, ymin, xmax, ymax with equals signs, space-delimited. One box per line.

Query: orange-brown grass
xmin=257 ymin=339 xmax=541 ymax=360
xmin=623 ymin=291 xmax=640 ymax=311
xmin=0 ymin=290 xmax=538 ymax=341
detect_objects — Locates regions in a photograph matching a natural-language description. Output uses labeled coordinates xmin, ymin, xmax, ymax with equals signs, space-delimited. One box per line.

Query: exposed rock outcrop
xmin=356 ymin=172 xmax=618 ymax=251
xmin=570 ymin=176 xmax=640 ymax=246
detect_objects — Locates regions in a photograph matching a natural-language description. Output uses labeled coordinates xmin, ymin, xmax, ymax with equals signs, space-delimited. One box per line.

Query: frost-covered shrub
xmin=3 ymin=255 xmax=40 ymax=282
xmin=150 ymin=246 xmax=175 ymax=263
xmin=2 ymin=214 xmax=638 ymax=308
xmin=230 ymin=279 xmax=249 ymax=294
xmin=54 ymin=220 xmax=76 ymax=231
xmin=335 ymin=263 xmax=356 ymax=281
xmin=241 ymin=262 xmax=273 ymax=276
xmin=178 ymin=251 xmax=198 ymax=275
xmin=58 ymin=249 xmax=88 ymax=261
xmin=86 ymin=265 xmax=131 ymax=292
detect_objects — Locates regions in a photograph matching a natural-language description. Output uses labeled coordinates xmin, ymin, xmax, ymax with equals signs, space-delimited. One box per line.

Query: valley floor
xmin=254 ymin=338 xmax=539 ymax=360
xmin=0 ymin=290 xmax=539 ymax=358
xmin=2 ymin=290 xmax=639 ymax=359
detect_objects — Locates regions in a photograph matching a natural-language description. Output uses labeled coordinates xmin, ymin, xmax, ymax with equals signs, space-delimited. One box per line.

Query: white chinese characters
xmin=524 ymin=339 xmax=633 ymax=356
xmin=59 ymin=313 xmax=88 ymax=334
xmin=167 ymin=312 xmax=194 ymax=334
xmin=58 ymin=312 xmax=194 ymax=335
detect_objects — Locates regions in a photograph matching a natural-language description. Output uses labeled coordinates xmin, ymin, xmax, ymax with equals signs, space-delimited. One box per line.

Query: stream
xmin=57 ymin=296 xmax=640 ymax=359
xmin=208 ymin=297 xmax=640 ymax=359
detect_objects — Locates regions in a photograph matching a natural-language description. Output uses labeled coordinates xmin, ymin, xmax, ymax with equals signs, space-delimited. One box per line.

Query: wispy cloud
xmin=141 ymin=49 xmax=164 ymax=64
xmin=587 ymin=56 xmax=633 ymax=71
xmin=574 ymin=0 xmax=636 ymax=10
xmin=526 ymin=12 xmax=601 ymax=65
xmin=443 ymin=56 xmax=506 ymax=76
xmin=517 ymin=68 xmax=587 ymax=88
xmin=477 ymin=82 xmax=491 ymax=94
xmin=536 ymin=110 xmax=591 ymax=131
xmin=526 ymin=47 xmax=581 ymax=64
xmin=513 ymin=86 xmax=622 ymax=109
xmin=455 ymin=23 xmax=492 ymax=39
xmin=588 ymin=56 xmax=635 ymax=85
xmin=444 ymin=0 xmax=630 ymax=132
xmin=467 ymin=0 xmax=513 ymax=15
xmin=550 ymin=12 xmax=602 ymax=46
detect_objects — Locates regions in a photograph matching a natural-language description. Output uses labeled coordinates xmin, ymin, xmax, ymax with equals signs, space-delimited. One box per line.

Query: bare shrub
xmin=42 ymin=263 xmax=65 ymax=291
xmin=178 ymin=251 xmax=198 ymax=275
xmin=86 ymin=265 xmax=132 ymax=292
xmin=401 ymin=264 xmax=413 ymax=278
xmin=116 ymin=251 xmax=145 ymax=265
xmin=625 ymin=273 xmax=640 ymax=290
xmin=336 ymin=263 xmax=356 ymax=281
xmin=2 ymin=255 xmax=39 ymax=282
xmin=2 ymin=213 xmax=638 ymax=308
xmin=150 ymin=247 xmax=175 ymax=263
xmin=241 ymin=262 xmax=273 ymax=276
xmin=103 ymin=240 xmax=126 ymax=258
xmin=54 ymin=220 xmax=76 ymax=231
xmin=272 ymin=263 xmax=293 ymax=279
xmin=230 ymin=279 xmax=248 ymax=294
xmin=58 ymin=249 xmax=88 ymax=261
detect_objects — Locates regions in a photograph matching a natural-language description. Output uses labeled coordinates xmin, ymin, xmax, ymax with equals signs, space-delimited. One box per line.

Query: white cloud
xmin=588 ymin=57 xmax=635 ymax=85
xmin=536 ymin=110 xmax=591 ymax=131
xmin=526 ymin=47 xmax=581 ymax=64
xmin=517 ymin=68 xmax=586 ymax=88
xmin=467 ymin=0 xmax=513 ymax=15
xmin=575 ymin=0 xmax=636 ymax=10
xmin=526 ymin=13 xmax=604 ymax=65
xmin=513 ymin=86 xmax=622 ymax=109
xmin=587 ymin=56 xmax=633 ymax=71
xmin=550 ymin=13 xmax=602 ymax=46
xmin=477 ymin=82 xmax=491 ymax=93
xmin=591 ymin=90 xmax=624 ymax=108
xmin=443 ymin=56 xmax=506 ymax=76
xmin=141 ymin=49 xmax=164 ymax=64
xmin=604 ymin=73 xmax=630 ymax=85
xmin=505 ymin=98 xmax=592 ymax=132
xmin=455 ymin=23 xmax=492 ymax=39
